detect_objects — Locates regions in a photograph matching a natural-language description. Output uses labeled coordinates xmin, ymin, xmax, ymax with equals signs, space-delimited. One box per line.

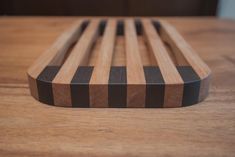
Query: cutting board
xmin=27 ymin=18 xmax=211 ymax=108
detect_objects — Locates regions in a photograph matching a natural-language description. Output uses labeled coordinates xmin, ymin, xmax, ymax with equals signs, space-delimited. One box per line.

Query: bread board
xmin=27 ymin=18 xmax=211 ymax=108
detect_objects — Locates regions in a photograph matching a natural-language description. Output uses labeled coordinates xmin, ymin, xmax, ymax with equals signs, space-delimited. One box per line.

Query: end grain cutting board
xmin=27 ymin=18 xmax=211 ymax=108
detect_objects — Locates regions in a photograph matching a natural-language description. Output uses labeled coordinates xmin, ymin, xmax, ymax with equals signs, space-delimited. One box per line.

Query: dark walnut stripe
xmin=37 ymin=66 xmax=61 ymax=105
xmin=177 ymin=66 xmax=201 ymax=106
xmin=108 ymin=66 xmax=127 ymax=108
xmin=71 ymin=66 xmax=93 ymax=108
xmin=144 ymin=66 xmax=165 ymax=108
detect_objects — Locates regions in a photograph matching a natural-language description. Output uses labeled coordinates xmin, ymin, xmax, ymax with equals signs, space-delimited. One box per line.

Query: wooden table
xmin=0 ymin=17 xmax=234 ymax=157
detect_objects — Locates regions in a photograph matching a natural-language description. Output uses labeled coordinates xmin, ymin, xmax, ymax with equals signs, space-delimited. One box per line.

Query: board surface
xmin=27 ymin=18 xmax=211 ymax=108
xmin=0 ymin=17 xmax=235 ymax=157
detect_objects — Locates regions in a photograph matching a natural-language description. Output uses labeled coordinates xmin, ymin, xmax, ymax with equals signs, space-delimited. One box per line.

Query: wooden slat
xmin=108 ymin=66 xmax=127 ymax=108
xmin=37 ymin=66 xmax=61 ymax=105
xmin=27 ymin=20 xmax=83 ymax=99
xmin=159 ymin=20 xmax=211 ymax=101
xmin=142 ymin=19 xmax=184 ymax=107
xmin=144 ymin=66 xmax=164 ymax=108
xmin=125 ymin=19 xmax=146 ymax=108
xmin=52 ymin=19 xmax=100 ymax=107
xmin=71 ymin=66 xmax=94 ymax=107
xmin=89 ymin=19 xmax=117 ymax=107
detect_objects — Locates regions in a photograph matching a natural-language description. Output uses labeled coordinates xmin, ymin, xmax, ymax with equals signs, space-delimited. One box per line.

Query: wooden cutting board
xmin=1 ymin=17 xmax=235 ymax=157
xmin=27 ymin=18 xmax=211 ymax=108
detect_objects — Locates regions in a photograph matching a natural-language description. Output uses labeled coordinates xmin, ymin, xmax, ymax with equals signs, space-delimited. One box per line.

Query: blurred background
xmin=0 ymin=0 xmax=234 ymax=19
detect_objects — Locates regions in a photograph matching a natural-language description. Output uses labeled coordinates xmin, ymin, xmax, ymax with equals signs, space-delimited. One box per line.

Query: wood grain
xmin=0 ymin=17 xmax=235 ymax=157
xmin=142 ymin=19 xmax=184 ymax=107
xmin=125 ymin=19 xmax=146 ymax=108
xmin=27 ymin=18 xmax=209 ymax=107
xmin=89 ymin=19 xmax=116 ymax=107
xmin=27 ymin=20 xmax=83 ymax=100
xmin=52 ymin=19 xmax=99 ymax=107
xmin=159 ymin=20 xmax=211 ymax=102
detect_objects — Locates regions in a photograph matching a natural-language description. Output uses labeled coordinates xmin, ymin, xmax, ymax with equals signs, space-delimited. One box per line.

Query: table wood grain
xmin=0 ymin=17 xmax=235 ymax=157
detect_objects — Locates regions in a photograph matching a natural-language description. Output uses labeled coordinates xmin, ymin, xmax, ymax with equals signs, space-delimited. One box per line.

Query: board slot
xmin=134 ymin=20 xmax=157 ymax=66
xmin=50 ymin=20 xmax=90 ymax=66
xmin=87 ymin=20 xmax=109 ymax=66
xmin=99 ymin=20 xmax=107 ymax=36
xmin=152 ymin=21 xmax=188 ymax=66
xmin=112 ymin=36 xmax=125 ymax=66
xmin=135 ymin=19 xmax=142 ymax=36
xmin=81 ymin=20 xmax=89 ymax=32
xmin=138 ymin=36 xmax=156 ymax=66
xmin=117 ymin=20 xmax=124 ymax=36
xmin=111 ymin=20 xmax=126 ymax=66
xmin=163 ymin=42 xmax=178 ymax=65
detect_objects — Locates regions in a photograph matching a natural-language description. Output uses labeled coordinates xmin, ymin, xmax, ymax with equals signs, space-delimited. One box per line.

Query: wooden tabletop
xmin=0 ymin=17 xmax=235 ymax=157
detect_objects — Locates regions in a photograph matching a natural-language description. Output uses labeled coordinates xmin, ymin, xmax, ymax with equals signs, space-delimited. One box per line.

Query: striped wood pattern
xmin=89 ymin=19 xmax=117 ymax=107
xmin=142 ymin=19 xmax=184 ymax=107
xmin=27 ymin=18 xmax=211 ymax=108
xmin=52 ymin=19 xmax=99 ymax=107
